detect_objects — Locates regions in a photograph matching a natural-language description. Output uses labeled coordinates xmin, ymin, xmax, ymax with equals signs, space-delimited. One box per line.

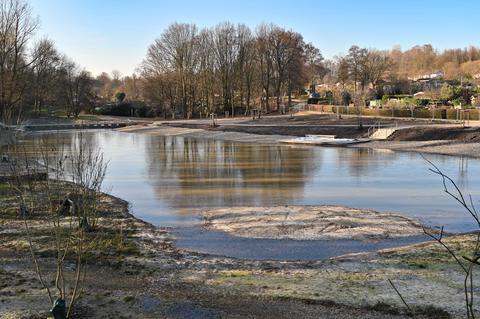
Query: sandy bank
xmin=117 ymin=123 xmax=296 ymax=144
xmin=118 ymin=123 xmax=480 ymax=158
xmin=202 ymin=206 xmax=425 ymax=241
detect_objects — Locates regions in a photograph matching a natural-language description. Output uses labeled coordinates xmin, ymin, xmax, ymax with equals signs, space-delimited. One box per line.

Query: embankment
xmin=117 ymin=123 xmax=297 ymax=144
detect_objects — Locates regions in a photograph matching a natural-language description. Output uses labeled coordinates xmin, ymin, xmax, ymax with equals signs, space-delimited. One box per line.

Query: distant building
xmin=413 ymin=92 xmax=427 ymax=97
xmin=408 ymin=71 xmax=444 ymax=81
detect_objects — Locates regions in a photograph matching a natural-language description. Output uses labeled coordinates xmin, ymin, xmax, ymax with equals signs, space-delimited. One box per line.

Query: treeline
xmin=139 ymin=25 xmax=480 ymax=117
xmin=139 ymin=22 xmax=324 ymax=118
xmin=0 ymin=0 xmax=98 ymax=124
xmin=4 ymin=0 xmax=480 ymax=124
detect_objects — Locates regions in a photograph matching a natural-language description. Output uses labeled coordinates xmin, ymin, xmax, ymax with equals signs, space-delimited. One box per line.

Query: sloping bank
xmin=352 ymin=126 xmax=480 ymax=158
xmin=117 ymin=123 xmax=480 ymax=159
xmin=1 ymin=180 xmax=463 ymax=318
xmin=351 ymin=139 xmax=480 ymax=158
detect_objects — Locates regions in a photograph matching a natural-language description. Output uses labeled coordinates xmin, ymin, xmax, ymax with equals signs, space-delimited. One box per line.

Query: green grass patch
xmin=334 ymin=272 xmax=371 ymax=281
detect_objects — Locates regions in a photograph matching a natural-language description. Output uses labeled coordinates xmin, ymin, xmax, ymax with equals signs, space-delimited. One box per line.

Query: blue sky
xmin=29 ymin=0 xmax=480 ymax=76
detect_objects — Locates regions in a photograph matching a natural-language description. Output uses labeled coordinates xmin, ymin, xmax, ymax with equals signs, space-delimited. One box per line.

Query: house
xmin=413 ymin=92 xmax=427 ymax=97
xmin=408 ymin=71 xmax=444 ymax=82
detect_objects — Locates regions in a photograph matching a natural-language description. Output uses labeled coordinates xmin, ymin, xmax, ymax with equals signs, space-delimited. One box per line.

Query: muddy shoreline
xmin=117 ymin=123 xmax=480 ymax=159
xmin=0 ymin=183 xmax=417 ymax=318
xmin=0 ymin=180 xmax=474 ymax=318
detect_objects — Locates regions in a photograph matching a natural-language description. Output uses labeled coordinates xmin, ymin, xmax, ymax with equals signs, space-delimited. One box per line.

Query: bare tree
xmin=235 ymin=24 xmax=253 ymax=113
xmin=120 ymin=73 xmax=140 ymax=101
xmin=142 ymin=23 xmax=198 ymax=118
xmin=336 ymin=56 xmax=350 ymax=89
xmin=0 ymin=0 xmax=39 ymax=124
xmin=270 ymin=27 xmax=300 ymax=114
xmin=304 ymin=42 xmax=325 ymax=88
xmin=285 ymin=38 xmax=308 ymax=111
xmin=364 ymin=49 xmax=391 ymax=89
xmin=256 ymin=23 xmax=274 ymax=113
xmin=242 ymin=34 xmax=259 ymax=114
xmin=388 ymin=157 xmax=480 ymax=318
xmin=57 ymin=56 xmax=94 ymax=118
xmin=94 ymin=72 xmax=113 ymax=101
xmin=197 ymin=28 xmax=216 ymax=115
xmin=30 ymin=38 xmax=61 ymax=114
xmin=213 ymin=22 xmax=238 ymax=116
xmin=345 ymin=46 xmax=368 ymax=127
xmin=346 ymin=45 xmax=367 ymax=95
xmin=139 ymin=22 xmax=319 ymax=118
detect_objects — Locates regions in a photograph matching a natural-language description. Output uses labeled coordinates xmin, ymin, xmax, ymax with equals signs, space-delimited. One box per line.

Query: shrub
xmin=95 ymin=103 xmax=133 ymax=116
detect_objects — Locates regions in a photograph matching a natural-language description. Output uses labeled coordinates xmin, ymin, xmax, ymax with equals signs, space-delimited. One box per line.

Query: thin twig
xmin=388 ymin=279 xmax=413 ymax=315
xmin=422 ymin=227 xmax=468 ymax=273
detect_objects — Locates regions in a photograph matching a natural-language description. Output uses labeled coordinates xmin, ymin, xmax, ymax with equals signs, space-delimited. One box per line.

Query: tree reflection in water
xmin=144 ymin=136 xmax=318 ymax=209
xmin=20 ymin=130 xmax=480 ymax=233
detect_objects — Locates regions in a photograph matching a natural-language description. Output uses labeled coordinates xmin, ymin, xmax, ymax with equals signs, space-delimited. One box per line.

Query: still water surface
xmin=24 ymin=130 xmax=480 ymax=259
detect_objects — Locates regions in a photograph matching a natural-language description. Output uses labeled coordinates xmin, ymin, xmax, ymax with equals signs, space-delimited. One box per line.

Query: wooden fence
xmin=306 ymin=104 xmax=480 ymax=120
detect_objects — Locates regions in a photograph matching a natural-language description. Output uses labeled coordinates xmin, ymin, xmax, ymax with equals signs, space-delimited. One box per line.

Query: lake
xmin=21 ymin=130 xmax=480 ymax=259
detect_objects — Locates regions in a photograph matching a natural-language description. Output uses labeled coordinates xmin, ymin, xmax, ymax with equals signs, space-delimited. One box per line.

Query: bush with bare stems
xmin=8 ymin=132 xmax=107 ymax=319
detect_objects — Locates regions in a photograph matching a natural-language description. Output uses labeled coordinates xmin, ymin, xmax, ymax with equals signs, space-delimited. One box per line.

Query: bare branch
xmin=388 ymin=279 xmax=413 ymax=315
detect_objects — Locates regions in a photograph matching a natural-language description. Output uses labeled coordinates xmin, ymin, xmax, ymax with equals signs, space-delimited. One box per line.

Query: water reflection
xmin=335 ymin=147 xmax=396 ymax=177
xmin=21 ymin=130 xmax=480 ymax=233
xmin=144 ymin=137 xmax=317 ymax=209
